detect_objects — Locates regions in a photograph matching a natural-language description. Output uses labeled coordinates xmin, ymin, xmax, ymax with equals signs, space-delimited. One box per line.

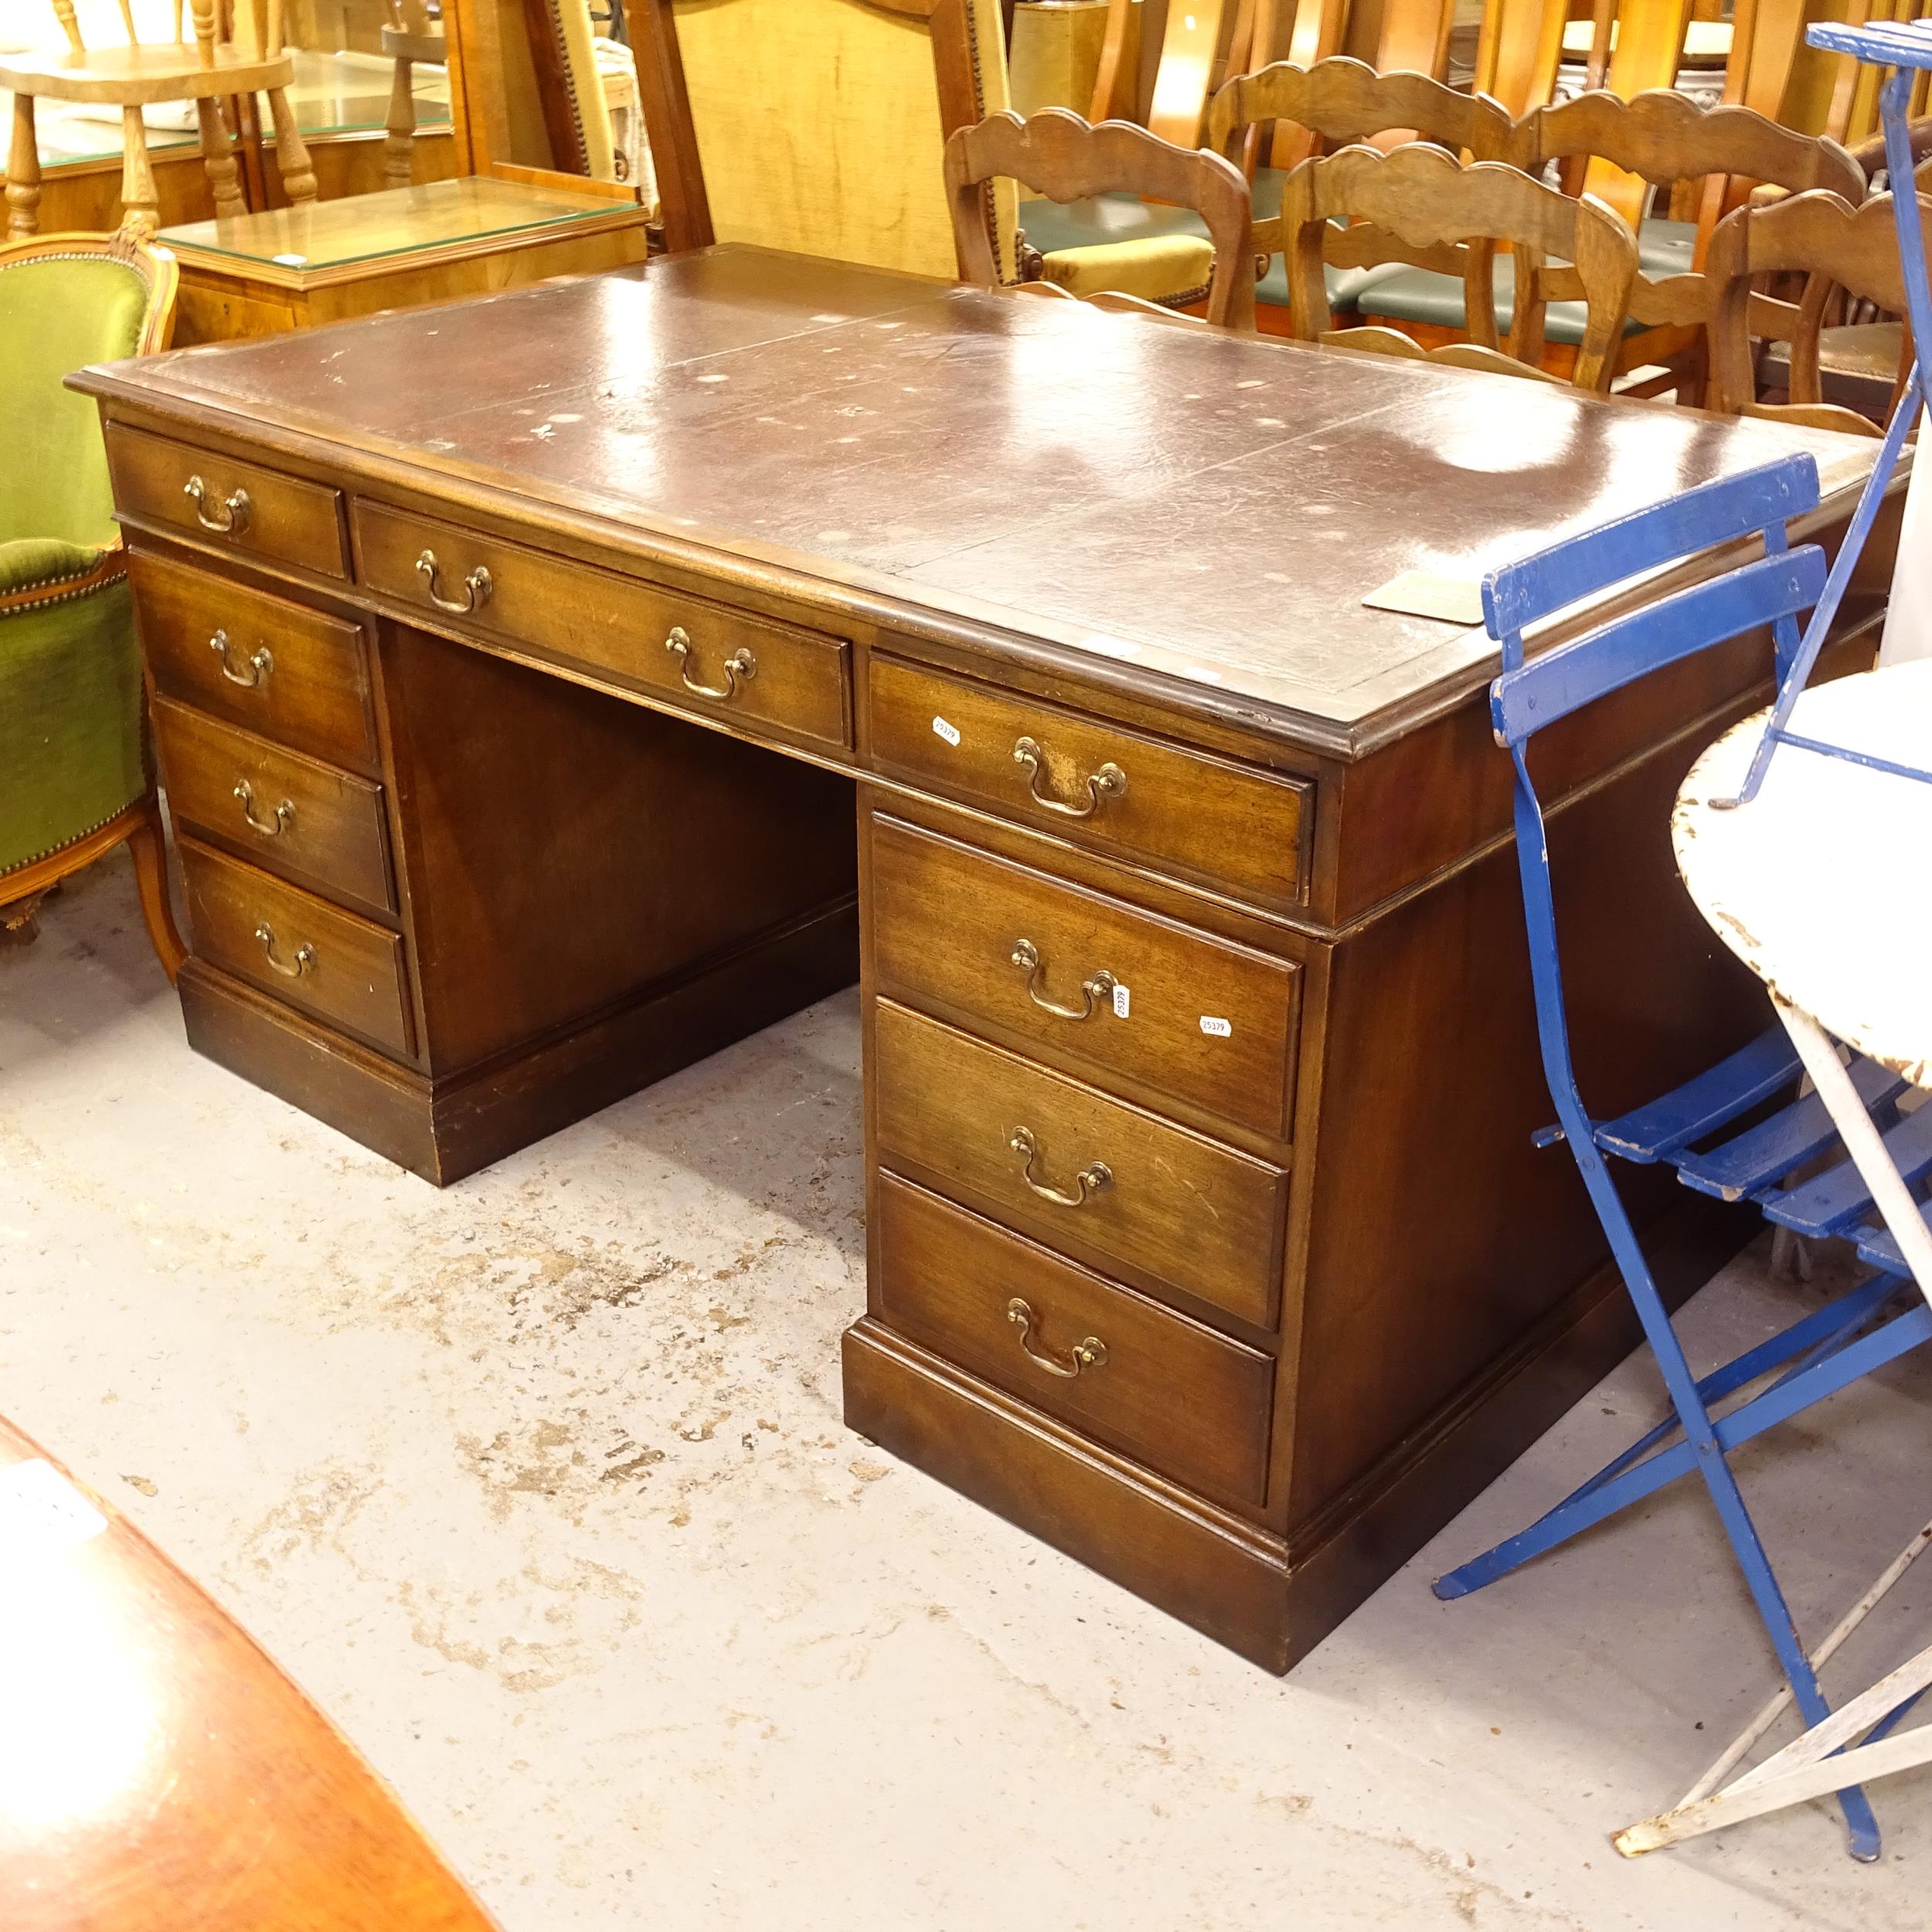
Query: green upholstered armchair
xmin=0 ymin=224 xmax=183 ymax=978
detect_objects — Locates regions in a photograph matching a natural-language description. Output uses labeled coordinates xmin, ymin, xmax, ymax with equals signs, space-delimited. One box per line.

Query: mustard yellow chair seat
xmin=0 ymin=229 xmax=183 ymax=978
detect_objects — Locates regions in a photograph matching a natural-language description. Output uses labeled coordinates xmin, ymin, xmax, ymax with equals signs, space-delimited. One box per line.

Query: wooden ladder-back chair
xmin=634 ymin=0 xmax=1020 ymax=281
xmin=2 ymin=0 xmax=317 ymax=238
xmin=1524 ymin=89 xmax=1863 ymax=394
xmin=946 ymin=107 xmax=1257 ymax=327
xmin=1208 ymin=55 xmax=1529 ymax=339
xmin=1281 ymin=141 xmax=1638 ymax=389
xmin=1706 ymin=185 xmax=1931 ymax=434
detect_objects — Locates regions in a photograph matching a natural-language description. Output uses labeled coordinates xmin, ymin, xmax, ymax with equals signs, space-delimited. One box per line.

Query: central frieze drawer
xmin=355 ymin=503 xmax=852 ymax=751
xmin=875 ymin=1173 xmax=1276 ymax=1506
xmin=131 ymin=549 xmax=377 ymax=770
xmin=153 ymin=699 xmax=395 ymax=915
xmin=867 ymin=814 xmax=1300 ymax=1141
xmin=873 ymin=1001 xmax=1287 ymax=1331
xmin=869 ymin=657 xmax=1311 ymax=908
xmin=179 ymin=838 xmax=413 ymax=1058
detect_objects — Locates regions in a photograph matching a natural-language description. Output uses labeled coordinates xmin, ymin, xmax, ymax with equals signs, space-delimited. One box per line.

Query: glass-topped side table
xmin=158 ymin=173 xmax=651 ymax=343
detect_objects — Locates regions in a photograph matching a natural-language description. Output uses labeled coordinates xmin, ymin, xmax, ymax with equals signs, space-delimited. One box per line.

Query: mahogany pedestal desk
xmin=73 ymin=250 xmax=1898 ymax=1672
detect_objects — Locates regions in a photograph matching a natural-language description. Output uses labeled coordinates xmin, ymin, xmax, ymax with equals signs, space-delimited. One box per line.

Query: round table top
xmin=1674 ymin=658 xmax=1932 ymax=1087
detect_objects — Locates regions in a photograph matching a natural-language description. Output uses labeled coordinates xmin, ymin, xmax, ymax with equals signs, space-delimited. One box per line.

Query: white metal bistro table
xmin=1617 ymin=659 xmax=1932 ymax=1852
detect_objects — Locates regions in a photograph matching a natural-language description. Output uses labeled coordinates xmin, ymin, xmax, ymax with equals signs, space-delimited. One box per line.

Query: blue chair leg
xmin=1437 ymin=1270 xmax=1910 ymax=1597
xmin=1447 ymin=1154 xmax=1884 ymax=1858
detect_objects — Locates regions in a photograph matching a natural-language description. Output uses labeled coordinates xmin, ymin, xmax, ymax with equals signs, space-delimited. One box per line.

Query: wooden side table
xmin=159 ymin=172 xmax=651 ymax=344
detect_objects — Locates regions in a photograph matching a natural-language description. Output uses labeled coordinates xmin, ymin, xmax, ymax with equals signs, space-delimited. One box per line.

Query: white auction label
xmin=1199 ymin=1015 xmax=1232 ymax=1038
xmin=931 ymin=716 xmax=961 ymax=747
xmin=0 ymin=1459 xmax=108 ymax=1556
xmin=1111 ymin=983 xmax=1131 ymax=1019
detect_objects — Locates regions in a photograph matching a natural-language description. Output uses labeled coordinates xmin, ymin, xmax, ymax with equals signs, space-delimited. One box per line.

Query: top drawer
xmin=105 ymin=424 xmax=348 ymax=580
xmin=355 ymin=503 xmax=852 ymax=753
xmin=869 ymin=657 xmax=1311 ymax=909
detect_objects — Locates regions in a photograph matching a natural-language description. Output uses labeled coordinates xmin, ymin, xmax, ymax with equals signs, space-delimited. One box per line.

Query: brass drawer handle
xmin=1012 ymin=735 xmax=1127 ymax=818
xmin=233 ymin=779 xmax=294 ymax=838
xmin=416 ymin=549 xmax=493 ymax=615
xmin=254 ymin=923 xmax=315 ymax=978
xmin=209 ymin=628 xmax=273 ymax=689
xmin=1010 ymin=937 xmax=1116 ymax=1021
xmin=1006 ymin=1298 xmax=1108 ymax=1379
xmin=1009 ymin=1125 xmax=1111 ymax=1208
xmin=183 ymin=475 xmax=251 ymax=535
xmin=664 ymin=625 xmax=757 ymax=700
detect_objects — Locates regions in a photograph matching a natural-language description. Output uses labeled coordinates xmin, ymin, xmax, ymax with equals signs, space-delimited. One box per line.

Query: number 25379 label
xmin=1199 ymin=1016 xmax=1233 ymax=1038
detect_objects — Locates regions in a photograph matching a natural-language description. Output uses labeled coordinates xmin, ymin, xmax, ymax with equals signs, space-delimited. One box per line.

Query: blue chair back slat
xmin=1480 ymin=456 xmax=1820 ymax=645
xmin=1808 ymin=19 xmax=1932 ymax=68
xmin=1490 ymin=546 xmax=1826 ymax=749
xmin=1765 ymin=1101 xmax=1932 ymax=1240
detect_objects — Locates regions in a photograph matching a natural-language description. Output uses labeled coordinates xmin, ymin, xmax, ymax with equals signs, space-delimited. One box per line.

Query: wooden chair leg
xmin=196 ymin=97 xmax=249 ymax=220
xmin=125 ymin=793 xmax=186 ymax=985
xmin=267 ymin=87 xmax=319 ymax=206
xmin=384 ymin=56 xmax=417 ymax=189
xmin=120 ymin=105 xmax=161 ymax=236
xmin=6 ymin=93 xmax=41 ymax=239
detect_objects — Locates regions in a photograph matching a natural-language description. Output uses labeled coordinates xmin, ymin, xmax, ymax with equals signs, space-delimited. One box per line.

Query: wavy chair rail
xmin=944 ymin=108 xmax=1258 ymax=329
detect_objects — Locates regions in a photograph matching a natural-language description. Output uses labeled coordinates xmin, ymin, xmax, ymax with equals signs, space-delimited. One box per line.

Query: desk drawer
xmin=179 ymin=838 xmax=413 ymax=1058
xmin=874 ymin=1002 xmax=1286 ymax=1331
xmin=875 ymin=1174 xmax=1274 ymax=1505
xmin=131 ymin=550 xmax=377 ymax=770
xmin=154 ymin=699 xmax=394 ymax=915
xmin=355 ymin=504 xmax=852 ymax=751
xmin=105 ymin=424 xmax=348 ymax=580
xmin=868 ymin=815 xmax=1299 ymax=1141
xmin=870 ymin=658 xmax=1310 ymax=907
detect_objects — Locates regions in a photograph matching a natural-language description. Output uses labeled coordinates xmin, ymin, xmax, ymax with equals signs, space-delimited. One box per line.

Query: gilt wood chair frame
xmin=0 ymin=223 xmax=185 ymax=982
xmin=634 ymin=0 xmax=1006 ymax=262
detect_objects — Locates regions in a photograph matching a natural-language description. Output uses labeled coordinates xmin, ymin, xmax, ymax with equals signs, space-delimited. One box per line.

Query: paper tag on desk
xmin=932 ymin=716 xmax=961 ymax=747
xmin=1200 ymin=1015 xmax=1232 ymax=1038
xmin=1112 ymin=983 xmax=1131 ymax=1019
xmin=1361 ymin=570 xmax=1485 ymax=625
xmin=0 ymin=1459 xmax=109 ymax=1556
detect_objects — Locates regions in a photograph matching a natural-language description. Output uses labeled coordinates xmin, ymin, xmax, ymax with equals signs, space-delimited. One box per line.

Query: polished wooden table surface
xmin=0 ymin=1417 xmax=496 ymax=1930
xmin=73 ymin=247 xmax=1900 ymax=1671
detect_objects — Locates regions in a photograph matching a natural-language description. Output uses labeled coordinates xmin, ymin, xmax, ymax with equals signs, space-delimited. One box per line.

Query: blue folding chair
xmin=1434 ymin=451 xmax=1932 ymax=1861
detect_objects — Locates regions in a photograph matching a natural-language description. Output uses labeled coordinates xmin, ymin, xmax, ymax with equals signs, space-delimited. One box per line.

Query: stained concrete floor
xmin=5 ymin=850 xmax=1932 ymax=1931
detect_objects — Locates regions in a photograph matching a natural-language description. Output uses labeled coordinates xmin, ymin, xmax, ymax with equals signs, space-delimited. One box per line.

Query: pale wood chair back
xmin=1706 ymin=186 xmax=1928 ymax=436
xmin=1469 ymin=0 xmax=1566 ymax=120
xmin=1529 ymin=90 xmax=1864 ymax=335
xmin=945 ymin=106 xmax=1257 ymax=328
xmin=1280 ymin=139 xmax=1638 ymax=389
xmin=1562 ymin=0 xmax=1695 ymax=226
xmin=1206 ymin=53 xmax=1528 ymax=182
xmin=1341 ymin=0 xmax=1454 ymax=82
xmin=1090 ymin=0 xmax=1369 ymax=156
xmin=634 ymin=0 xmax=1019 ymax=281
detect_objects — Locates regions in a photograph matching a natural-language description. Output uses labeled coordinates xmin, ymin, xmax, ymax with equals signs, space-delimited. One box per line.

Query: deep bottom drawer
xmin=872 ymin=1172 xmax=1275 ymax=1505
xmin=179 ymin=837 xmax=413 ymax=1059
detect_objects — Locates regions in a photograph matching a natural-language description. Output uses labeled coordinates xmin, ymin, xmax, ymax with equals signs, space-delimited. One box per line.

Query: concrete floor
xmin=5 ymin=850 xmax=1932 ymax=1930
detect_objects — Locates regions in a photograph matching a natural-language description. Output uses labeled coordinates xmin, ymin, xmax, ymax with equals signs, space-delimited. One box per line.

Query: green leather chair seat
xmin=1349 ymin=216 xmax=1698 ymax=345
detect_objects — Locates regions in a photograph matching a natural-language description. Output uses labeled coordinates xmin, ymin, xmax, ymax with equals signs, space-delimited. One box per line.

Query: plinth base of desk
xmin=844 ymin=1189 xmax=1749 ymax=1672
xmin=179 ymin=894 xmax=860 ymax=1185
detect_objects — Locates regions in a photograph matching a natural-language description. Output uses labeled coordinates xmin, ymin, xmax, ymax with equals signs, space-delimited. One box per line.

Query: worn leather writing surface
xmin=94 ymin=247 xmax=1885 ymax=750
